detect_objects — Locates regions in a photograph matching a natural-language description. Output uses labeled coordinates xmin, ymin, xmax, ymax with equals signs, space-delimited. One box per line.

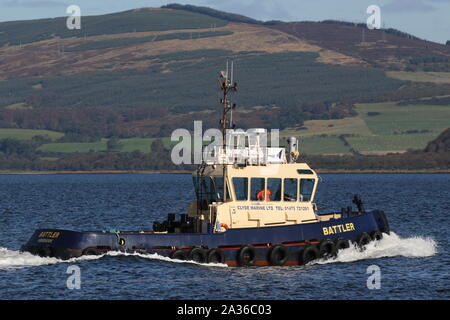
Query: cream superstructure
xmin=187 ymin=129 xmax=333 ymax=232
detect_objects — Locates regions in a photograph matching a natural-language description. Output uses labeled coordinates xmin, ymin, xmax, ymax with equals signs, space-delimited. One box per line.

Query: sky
xmin=0 ymin=0 xmax=449 ymax=44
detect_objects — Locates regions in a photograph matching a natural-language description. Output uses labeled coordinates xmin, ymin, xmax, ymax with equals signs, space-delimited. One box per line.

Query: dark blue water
xmin=0 ymin=174 xmax=448 ymax=299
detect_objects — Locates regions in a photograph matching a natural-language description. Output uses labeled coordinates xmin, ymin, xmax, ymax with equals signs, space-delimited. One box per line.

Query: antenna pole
xmin=218 ymin=60 xmax=238 ymax=203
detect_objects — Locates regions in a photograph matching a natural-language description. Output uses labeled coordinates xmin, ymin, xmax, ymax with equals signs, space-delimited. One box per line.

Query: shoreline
xmin=0 ymin=169 xmax=448 ymax=175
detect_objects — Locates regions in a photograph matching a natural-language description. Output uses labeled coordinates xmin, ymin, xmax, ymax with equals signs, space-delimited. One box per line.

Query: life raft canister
xmin=257 ymin=189 xmax=272 ymax=201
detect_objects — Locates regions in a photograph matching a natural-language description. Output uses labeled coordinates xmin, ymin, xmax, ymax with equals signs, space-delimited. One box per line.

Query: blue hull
xmin=21 ymin=210 xmax=389 ymax=266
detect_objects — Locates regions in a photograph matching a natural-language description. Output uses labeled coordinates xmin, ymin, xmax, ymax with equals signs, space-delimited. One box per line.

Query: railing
xmin=203 ymin=146 xmax=286 ymax=165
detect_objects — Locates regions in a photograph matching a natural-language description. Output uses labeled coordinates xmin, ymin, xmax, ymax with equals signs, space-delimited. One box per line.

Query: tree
xmin=446 ymin=40 xmax=450 ymax=46
xmin=151 ymin=139 xmax=166 ymax=153
xmin=106 ymin=137 xmax=122 ymax=152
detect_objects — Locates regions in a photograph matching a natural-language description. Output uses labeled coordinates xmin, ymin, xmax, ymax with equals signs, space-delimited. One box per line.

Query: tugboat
xmin=21 ymin=63 xmax=390 ymax=267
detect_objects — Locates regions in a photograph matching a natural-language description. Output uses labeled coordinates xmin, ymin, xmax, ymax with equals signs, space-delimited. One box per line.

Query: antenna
xmin=231 ymin=61 xmax=234 ymax=84
xmin=218 ymin=60 xmax=238 ymax=203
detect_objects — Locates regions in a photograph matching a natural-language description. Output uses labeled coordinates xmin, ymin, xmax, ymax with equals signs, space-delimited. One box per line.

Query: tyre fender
xmin=83 ymin=247 xmax=101 ymax=256
xmin=188 ymin=247 xmax=207 ymax=263
xmin=237 ymin=245 xmax=256 ymax=267
xmin=319 ymin=239 xmax=337 ymax=258
xmin=207 ymin=248 xmax=225 ymax=264
xmin=300 ymin=244 xmax=319 ymax=265
xmin=356 ymin=232 xmax=372 ymax=248
xmin=171 ymin=249 xmax=187 ymax=261
xmin=334 ymin=238 xmax=350 ymax=251
xmin=268 ymin=245 xmax=289 ymax=266
xmin=370 ymin=230 xmax=383 ymax=241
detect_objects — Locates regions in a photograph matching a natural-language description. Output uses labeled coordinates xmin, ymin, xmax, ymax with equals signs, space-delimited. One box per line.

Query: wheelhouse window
xmin=193 ymin=176 xmax=229 ymax=205
xmin=283 ymin=178 xmax=298 ymax=201
xmin=300 ymin=179 xmax=315 ymax=202
xmin=267 ymin=178 xmax=282 ymax=201
xmin=214 ymin=177 xmax=230 ymax=201
xmin=250 ymin=178 xmax=266 ymax=201
xmin=193 ymin=176 xmax=215 ymax=205
xmin=233 ymin=177 xmax=248 ymax=201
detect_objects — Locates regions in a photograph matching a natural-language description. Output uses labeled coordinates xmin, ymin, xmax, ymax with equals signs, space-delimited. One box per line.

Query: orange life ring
xmin=220 ymin=223 xmax=229 ymax=230
xmin=257 ymin=189 xmax=272 ymax=201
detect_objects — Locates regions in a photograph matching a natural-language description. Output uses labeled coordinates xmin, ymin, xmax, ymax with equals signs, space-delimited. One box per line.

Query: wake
xmin=313 ymin=232 xmax=437 ymax=265
xmin=0 ymin=232 xmax=437 ymax=270
xmin=0 ymin=247 xmax=227 ymax=271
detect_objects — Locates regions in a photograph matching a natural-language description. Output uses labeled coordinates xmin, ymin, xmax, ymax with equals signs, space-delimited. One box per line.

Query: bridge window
xmin=283 ymin=178 xmax=298 ymax=201
xmin=214 ymin=177 xmax=230 ymax=201
xmin=251 ymin=178 xmax=265 ymax=201
xmin=193 ymin=176 xmax=229 ymax=204
xmin=193 ymin=176 xmax=215 ymax=205
xmin=267 ymin=178 xmax=282 ymax=201
xmin=233 ymin=177 xmax=248 ymax=201
xmin=300 ymin=179 xmax=315 ymax=202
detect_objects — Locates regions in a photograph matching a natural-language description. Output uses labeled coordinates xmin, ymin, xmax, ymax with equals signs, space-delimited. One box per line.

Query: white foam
xmin=0 ymin=247 xmax=227 ymax=270
xmin=312 ymin=232 xmax=437 ymax=265
xmin=1 ymin=232 xmax=435 ymax=270
xmin=0 ymin=247 xmax=103 ymax=270
xmin=104 ymin=250 xmax=228 ymax=268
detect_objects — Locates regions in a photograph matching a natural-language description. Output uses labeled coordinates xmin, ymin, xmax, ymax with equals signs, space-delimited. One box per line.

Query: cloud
xmin=2 ymin=0 xmax=68 ymax=8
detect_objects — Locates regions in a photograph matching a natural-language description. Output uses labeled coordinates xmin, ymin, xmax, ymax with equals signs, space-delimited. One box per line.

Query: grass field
xmin=281 ymin=100 xmax=450 ymax=154
xmin=282 ymin=117 xmax=371 ymax=137
xmin=355 ymin=102 xmax=450 ymax=135
xmin=5 ymin=101 xmax=450 ymax=155
xmin=386 ymin=71 xmax=450 ymax=84
xmin=298 ymin=136 xmax=351 ymax=154
xmin=38 ymin=137 xmax=173 ymax=153
xmin=0 ymin=128 xmax=63 ymax=140
xmin=346 ymin=133 xmax=438 ymax=153
xmin=38 ymin=140 xmax=108 ymax=153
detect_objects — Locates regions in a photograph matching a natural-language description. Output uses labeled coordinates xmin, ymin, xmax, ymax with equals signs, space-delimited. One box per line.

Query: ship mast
xmin=219 ymin=61 xmax=237 ymax=202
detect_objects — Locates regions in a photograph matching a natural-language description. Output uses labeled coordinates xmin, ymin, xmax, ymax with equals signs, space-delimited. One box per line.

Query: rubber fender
xmin=170 ymin=249 xmax=187 ymax=261
xmin=370 ymin=230 xmax=383 ymax=241
xmin=237 ymin=245 xmax=256 ymax=267
xmin=268 ymin=245 xmax=290 ymax=266
xmin=188 ymin=247 xmax=207 ymax=263
xmin=319 ymin=239 xmax=337 ymax=258
xmin=207 ymin=248 xmax=225 ymax=264
xmin=334 ymin=238 xmax=350 ymax=251
xmin=300 ymin=245 xmax=319 ymax=265
xmin=356 ymin=232 xmax=372 ymax=248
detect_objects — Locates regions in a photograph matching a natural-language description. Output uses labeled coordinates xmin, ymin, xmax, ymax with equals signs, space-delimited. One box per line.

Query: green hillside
xmin=0 ymin=8 xmax=228 ymax=46
xmin=283 ymin=101 xmax=450 ymax=154
xmin=0 ymin=5 xmax=449 ymax=171
xmin=0 ymin=51 xmax=406 ymax=138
